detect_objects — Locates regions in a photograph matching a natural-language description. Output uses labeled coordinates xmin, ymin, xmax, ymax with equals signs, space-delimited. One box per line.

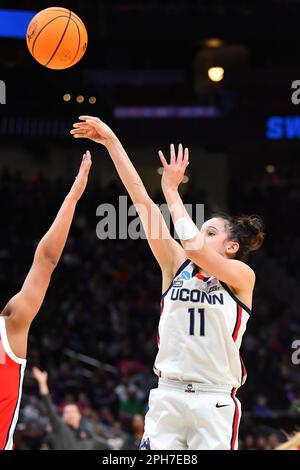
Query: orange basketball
xmin=26 ymin=7 xmax=88 ymax=70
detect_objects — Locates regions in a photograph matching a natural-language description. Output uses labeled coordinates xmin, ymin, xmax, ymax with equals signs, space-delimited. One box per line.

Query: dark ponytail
xmin=209 ymin=212 xmax=265 ymax=261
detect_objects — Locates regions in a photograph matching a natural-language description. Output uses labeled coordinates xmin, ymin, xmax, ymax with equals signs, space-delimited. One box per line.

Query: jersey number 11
xmin=188 ymin=308 xmax=205 ymax=336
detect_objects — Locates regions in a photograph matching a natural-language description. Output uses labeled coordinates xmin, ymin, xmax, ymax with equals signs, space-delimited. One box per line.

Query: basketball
xmin=26 ymin=7 xmax=88 ymax=70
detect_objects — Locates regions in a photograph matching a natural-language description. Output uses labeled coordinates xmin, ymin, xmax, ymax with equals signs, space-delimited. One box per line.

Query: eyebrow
xmin=206 ymin=225 xmax=219 ymax=231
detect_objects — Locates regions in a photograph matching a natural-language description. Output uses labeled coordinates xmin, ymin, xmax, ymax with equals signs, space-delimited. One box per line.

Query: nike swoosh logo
xmin=216 ymin=403 xmax=230 ymax=408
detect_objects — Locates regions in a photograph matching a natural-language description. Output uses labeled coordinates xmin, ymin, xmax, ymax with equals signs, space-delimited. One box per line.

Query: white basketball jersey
xmin=154 ymin=259 xmax=249 ymax=389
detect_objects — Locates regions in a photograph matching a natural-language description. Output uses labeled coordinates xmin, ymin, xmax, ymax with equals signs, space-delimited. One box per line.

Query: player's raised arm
xmin=70 ymin=116 xmax=186 ymax=279
xmin=159 ymin=144 xmax=257 ymax=292
xmin=2 ymin=151 xmax=92 ymax=333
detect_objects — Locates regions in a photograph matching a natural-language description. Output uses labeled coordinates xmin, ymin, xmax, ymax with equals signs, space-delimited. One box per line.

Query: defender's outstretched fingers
xmin=158 ymin=150 xmax=168 ymax=168
xmin=177 ymin=143 xmax=183 ymax=164
xmin=183 ymin=147 xmax=189 ymax=164
xmin=170 ymin=144 xmax=176 ymax=165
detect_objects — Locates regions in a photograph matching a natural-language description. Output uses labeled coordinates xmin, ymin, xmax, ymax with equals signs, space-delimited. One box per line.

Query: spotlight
xmin=266 ymin=164 xmax=275 ymax=174
xmin=205 ymin=38 xmax=223 ymax=48
xmin=63 ymin=94 xmax=71 ymax=102
xmin=89 ymin=96 xmax=97 ymax=104
xmin=76 ymin=95 xmax=85 ymax=103
xmin=208 ymin=67 xmax=224 ymax=82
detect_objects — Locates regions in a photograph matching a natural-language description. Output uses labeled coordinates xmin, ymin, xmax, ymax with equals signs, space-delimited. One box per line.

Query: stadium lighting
xmin=208 ymin=67 xmax=224 ymax=82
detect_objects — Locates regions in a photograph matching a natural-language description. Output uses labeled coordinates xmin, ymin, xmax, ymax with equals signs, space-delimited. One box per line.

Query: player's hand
xmin=68 ymin=150 xmax=92 ymax=202
xmin=32 ymin=367 xmax=48 ymax=385
xmin=158 ymin=144 xmax=189 ymax=193
xmin=70 ymin=116 xmax=117 ymax=145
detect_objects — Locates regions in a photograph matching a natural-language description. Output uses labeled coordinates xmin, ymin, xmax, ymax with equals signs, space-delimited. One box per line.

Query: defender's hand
xmin=68 ymin=150 xmax=92 ymax=202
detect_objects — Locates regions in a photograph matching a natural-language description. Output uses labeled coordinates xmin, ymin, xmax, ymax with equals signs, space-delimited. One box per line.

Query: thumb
xmin=158 ymin=150 xmax=168 ymax=168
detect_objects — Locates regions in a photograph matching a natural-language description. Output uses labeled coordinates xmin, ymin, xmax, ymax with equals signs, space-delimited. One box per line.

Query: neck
xmin=197 ymin=267 xmax=210 ymax=277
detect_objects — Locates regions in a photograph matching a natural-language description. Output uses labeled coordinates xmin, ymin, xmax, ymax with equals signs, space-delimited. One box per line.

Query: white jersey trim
xmin=219 ymin=281 xmax=252 ymax=315
xmin=161 ymin=259 xmax=191 ymax=298
xmin=4 ymin=364 xmax=25 ymax=450
xmin=0 ymin=316 xmax=27 ymax=365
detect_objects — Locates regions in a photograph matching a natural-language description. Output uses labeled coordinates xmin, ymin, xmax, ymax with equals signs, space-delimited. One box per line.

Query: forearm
xmin=41 ymin=393 xmax=62 ymax=431
xmin=106 ymin=137 xmax=149 ymax=204
xmin=163 ymin=187 xmax=204 ymax=252
xmin=38 ymin=381 xmax=49 ymax=396
xmin=35 ymin=194 xmax=77 ymax=267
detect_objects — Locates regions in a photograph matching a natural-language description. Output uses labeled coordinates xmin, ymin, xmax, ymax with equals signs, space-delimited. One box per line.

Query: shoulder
xmin=229 ymin=259 xmax=256 ymax=286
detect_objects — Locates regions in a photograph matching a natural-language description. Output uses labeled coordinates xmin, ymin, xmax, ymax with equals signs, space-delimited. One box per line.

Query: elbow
xmin=36 ymin=246 xmax=58 ymax=270
xmin=132 ymin=187 xmax=149 ymax=206
xmin=43 ymin=253 xmax=58 ymax=270
xmin=47 ymin=257 xmax=58 ymax=270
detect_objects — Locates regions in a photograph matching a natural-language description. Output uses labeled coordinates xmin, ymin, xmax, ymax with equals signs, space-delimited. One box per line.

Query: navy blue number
xmin=188 ymin=308 xmax=205 ymax=336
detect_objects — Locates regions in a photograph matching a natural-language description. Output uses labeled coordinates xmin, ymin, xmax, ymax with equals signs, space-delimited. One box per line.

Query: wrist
xmin=104 ymin=134 xmax=120 ymax=150
xmin=163 ymin=186 xmax=179 ymax=197
xmin=39 ymin=384 xmax=49 ymax=395
xmin=65 ymin=193 xmax=79 ymax=204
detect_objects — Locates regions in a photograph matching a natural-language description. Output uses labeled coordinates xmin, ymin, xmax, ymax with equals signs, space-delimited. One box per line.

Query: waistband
xmin=158 ymin=376 xmax=235 ymax=394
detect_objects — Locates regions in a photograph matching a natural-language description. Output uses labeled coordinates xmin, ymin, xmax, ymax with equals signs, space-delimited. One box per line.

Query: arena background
xmin=0 ymin=0 xmax=300 ymax=450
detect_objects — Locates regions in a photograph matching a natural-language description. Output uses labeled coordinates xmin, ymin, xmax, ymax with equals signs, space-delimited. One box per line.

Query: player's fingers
xmin=84 ymin=150 xmax=92 ymax=168
xmin=177 ymin=143 xmax=183 ymax=164
xmin=72 ymin=122 xmax=90 ymax=128
xmin=79 ymin=115 xmax=100 ymax=122
xmin=72 ymin=134 xmax=86 ymax=139
xmin=78 ymin=115 xmax=92 ymax=121
xmin=78 ymin=153 xmax=92 ymax=181
xmin=170 ymin=144 xmax=176 ymax=165
xmin=183 ymin=147 xmax=189 ymax=164
xmin=70 ymin=128 xmax=87 ymax=135
xmin=79 ymin=152 xmax=88 ymax=169
xmin=183 ymin=161 xmax=190 ymax=172
xmin=158 ymin=150 xmax=168 ymax=168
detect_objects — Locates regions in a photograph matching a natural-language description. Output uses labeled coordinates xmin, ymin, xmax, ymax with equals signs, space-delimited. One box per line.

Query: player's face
xmin=201 ymin=217 xmax=237 ymax=257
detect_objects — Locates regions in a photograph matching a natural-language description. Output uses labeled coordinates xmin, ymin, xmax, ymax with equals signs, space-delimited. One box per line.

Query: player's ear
xmin=226 ymin=241 xmax=239 ymax=256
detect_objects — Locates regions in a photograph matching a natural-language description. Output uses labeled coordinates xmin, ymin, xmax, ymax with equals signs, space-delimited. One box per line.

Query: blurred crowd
xmin=0 ymin=164 xmax=299 ymax=450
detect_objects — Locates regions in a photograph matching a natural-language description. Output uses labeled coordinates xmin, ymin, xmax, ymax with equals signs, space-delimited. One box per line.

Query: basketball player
xmin=0 ymin=151 xmax=92 ymax=450
xmin=71 ymin=117 xmax=265 ymax=450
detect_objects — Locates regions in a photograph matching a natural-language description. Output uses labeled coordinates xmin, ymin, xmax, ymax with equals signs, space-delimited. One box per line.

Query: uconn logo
xmin=170 ymin=288 xmax=224 ymax=305
xmin=0 ymin=80 xmax=6 ymax=104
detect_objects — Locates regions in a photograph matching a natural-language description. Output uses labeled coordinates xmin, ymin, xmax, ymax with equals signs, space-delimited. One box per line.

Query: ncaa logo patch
xmin=181 ymin=271 xmax=191 ymax=280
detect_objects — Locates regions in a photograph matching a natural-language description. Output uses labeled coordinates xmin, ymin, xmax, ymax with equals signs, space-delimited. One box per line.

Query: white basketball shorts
xmin=140 ymin=377 xmax=241 ymax=450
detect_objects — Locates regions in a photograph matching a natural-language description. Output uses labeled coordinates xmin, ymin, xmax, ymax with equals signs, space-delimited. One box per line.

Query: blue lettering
xmin=170 ymin=289 xmax=179 ymax=301
xmin=170 ymin=289 xmax=224 ymax=305
xmin=179 ymin=289 xmax=189 ymax=302
xmin=212 ymin=293 xmax=224 ymax=305
xmin=266 ymin=116 xmax=283 ymax=140
xmin=286 ymin=117 xmax=300 ymax=139
xmin=201 ymin=292 xmax=212 ymax=305
xmin=190 ymin=290 xmax=200 ymax=302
